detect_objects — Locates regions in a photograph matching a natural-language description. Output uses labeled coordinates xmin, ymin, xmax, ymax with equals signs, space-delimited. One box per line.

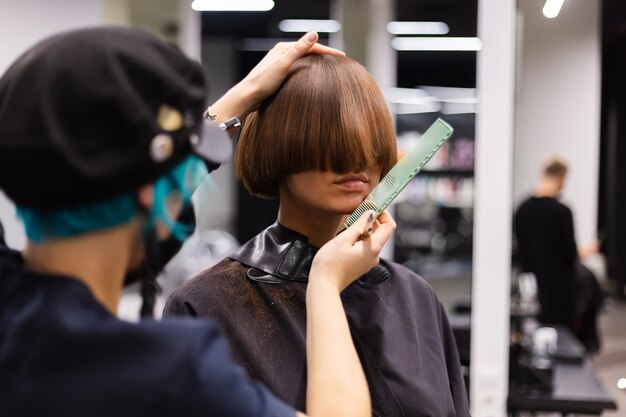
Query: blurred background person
xmin=514 ymin=157 xmax=604 ymax=352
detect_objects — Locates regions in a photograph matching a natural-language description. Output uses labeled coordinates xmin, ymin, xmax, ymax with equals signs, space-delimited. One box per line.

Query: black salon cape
xmin=165 ymin=222 xmax=470 ymax=417
xmin=0 ymin=244 xmax=294 ymax=417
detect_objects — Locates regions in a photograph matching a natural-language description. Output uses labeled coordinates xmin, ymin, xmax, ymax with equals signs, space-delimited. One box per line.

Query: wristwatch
xmin=218 ymin=115 xmax=241 ymax=131
xmin=205 ymin=107 xmax=241 ymax=131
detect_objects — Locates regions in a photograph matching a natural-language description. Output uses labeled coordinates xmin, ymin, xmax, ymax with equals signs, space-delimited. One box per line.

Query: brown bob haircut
xmin=235 ymin=54 xmax=397 ymax=199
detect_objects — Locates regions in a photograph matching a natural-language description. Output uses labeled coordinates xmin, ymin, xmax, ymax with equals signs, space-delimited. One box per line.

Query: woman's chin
xmin=326 ymin=201 xmax=363 ymax=215
xmin=311 ymin=193 xmax=369 ymax=216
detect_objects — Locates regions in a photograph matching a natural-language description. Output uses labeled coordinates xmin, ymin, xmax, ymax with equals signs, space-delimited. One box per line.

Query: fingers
xmin=368 ymin=210 xmax=396 ymax=248
xmin=282 ymin=32 xmax=319 ymax=63
xmin=241 ymin=33 xmax=346 ymax=113
xmin=341 ymin=209 xmax=396 ymax=248
xmin=377 ymin=209 xmax=393 ymax=224
xmin=306 ymin=43 xmax=346 ymax=56
xmin=360 ymin=214 xmax=377 ymax=240
xmin=342 ymin=210 xmax=376 ymax=243
xmin=371 ymin=219 xmax=380 ymax=235
xmin=282 ymin=32 xmax=346 ymax=65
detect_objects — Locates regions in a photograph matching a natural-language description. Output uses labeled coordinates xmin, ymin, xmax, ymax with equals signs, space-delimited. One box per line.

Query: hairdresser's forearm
xmin=304 ymin=279 xmax=370 ymax=417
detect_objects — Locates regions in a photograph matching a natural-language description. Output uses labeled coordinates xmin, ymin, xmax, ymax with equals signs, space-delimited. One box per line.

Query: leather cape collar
xmin=230 ymin=222 xmax=390 ymax=286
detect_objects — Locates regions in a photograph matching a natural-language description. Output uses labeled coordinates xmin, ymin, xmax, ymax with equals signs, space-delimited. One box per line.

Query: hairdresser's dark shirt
xmin=514 ymin=196 xmax=578 ymax=325
xmin=0 ymin=247 xmax=294 ymax=417
xmin=165 ymin=222 xmax=470 ymax=417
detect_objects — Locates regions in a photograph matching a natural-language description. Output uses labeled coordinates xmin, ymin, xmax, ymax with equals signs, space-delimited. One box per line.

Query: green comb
xmin=344 ymin=118 xmax=454 ymax=228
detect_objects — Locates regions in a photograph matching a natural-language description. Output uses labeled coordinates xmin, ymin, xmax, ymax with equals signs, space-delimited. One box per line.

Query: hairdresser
xmin=0 ymin=27 xmax=395 ymax=417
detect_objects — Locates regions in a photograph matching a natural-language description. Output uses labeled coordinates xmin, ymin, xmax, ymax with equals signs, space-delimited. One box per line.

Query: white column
xmin=178 ymin=0 xmax=202 ymax=62
xmin=330 ymin=0 xmax=396 ymax=87
xmin=331 ymin=0 xmax=369 ymax=65
xmin=471 ymin=0 xmax=516 ymax=416
xmin=366 ymin=0 xmax=395 ymax=90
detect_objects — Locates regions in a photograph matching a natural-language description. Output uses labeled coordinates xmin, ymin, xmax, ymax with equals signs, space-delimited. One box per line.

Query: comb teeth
xmin=344 ymin=199 xmax=380 ymax=228
xmin=370 ymin=173 xmax=399 ymax=206
xmin=343 ymin=173 xmax=399 ymax=228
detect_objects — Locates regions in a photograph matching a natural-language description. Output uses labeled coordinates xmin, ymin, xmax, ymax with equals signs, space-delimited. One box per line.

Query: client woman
xmin=164 ymin=55 xmax=469 ymax=417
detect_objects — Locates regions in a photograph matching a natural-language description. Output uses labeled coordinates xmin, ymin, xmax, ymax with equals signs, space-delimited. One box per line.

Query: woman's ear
xmin=137 ymin=184 xmax=154 ymax=212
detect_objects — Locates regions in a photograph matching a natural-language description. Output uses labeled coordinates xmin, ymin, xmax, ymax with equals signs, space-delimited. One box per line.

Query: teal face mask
xmin=147 ymin=155 xmax=209 ymax=242
xmin=128 ymin=155 xmax=210 ymax=318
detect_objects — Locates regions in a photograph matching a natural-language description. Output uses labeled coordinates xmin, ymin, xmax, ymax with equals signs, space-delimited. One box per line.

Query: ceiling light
xmin=391 ymin=37 xmax=482 ymax=51
xmin=386 ymin=21 xmax=449 ymax=35
xmin=191 ymin=0 xmax=275 ymax=12
xmin=542 ymin=0 xmax=565 ymax=19
xmin=279 ymin=19 xmax=341 ymax=33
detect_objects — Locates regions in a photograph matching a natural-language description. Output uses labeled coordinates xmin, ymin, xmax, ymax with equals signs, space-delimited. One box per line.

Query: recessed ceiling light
xmin=391 ymin=37 xmax=482 ymax=52
xmin=279 ymin=19 xmax=341 ymax=33
xmin=386 ymin=21 xmax=449 ymax=35
xmin=542 ymin=0 xmax=565 ymax=19
xmin=191 ymin=0 xmax=275 ymax=12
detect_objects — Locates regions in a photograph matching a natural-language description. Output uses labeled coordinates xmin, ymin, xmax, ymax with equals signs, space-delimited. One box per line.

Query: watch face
xmin=220 ymin=116 xmax=242 ymax=130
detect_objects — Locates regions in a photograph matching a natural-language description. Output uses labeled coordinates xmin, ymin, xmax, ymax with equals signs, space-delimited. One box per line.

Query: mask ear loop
xmin=138 ymin=175 xmax=180 ymax=318
xmin=138 ymin=156 xmax=209 ymax=318
xmin=148 ymin=156 xmax=208 ymax=242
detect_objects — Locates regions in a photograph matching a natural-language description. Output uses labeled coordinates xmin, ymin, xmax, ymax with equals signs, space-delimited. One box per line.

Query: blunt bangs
xmin=236 ymin=54 xmax=397 ymax=199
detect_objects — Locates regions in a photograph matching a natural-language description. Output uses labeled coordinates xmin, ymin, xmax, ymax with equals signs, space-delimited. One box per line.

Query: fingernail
xmin=367 ymin=227 xmax=373 ymax=234
xmin=367 ymin=212 xmax=374 ymax=222
xmin=306 ymin=32 xmax=316 ymax=43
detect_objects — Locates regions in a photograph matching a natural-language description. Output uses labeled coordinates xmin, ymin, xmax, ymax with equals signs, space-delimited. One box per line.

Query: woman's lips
xmin=334 ymin=174 xmax=369 ymax=192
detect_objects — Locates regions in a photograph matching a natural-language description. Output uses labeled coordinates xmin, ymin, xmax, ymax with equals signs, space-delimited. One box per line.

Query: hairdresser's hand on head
xmin=209 ymin=32 xmax=344 ymax=133
xmin=237 ymin=32 xmax=344 ymax=113
xmin=309 ymin=210 xmax=396 ymax=292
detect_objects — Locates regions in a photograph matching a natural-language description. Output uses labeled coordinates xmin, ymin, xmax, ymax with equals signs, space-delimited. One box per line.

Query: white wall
xmin=0 ymin=1 xmax=104 ymax=75
xmin=192 ymin=38 xmax=238 ymax=235
xmin=0 ymin=0 xmax=104 ymax=249
xmin=515 ymin=0 xmax=601 ymax=247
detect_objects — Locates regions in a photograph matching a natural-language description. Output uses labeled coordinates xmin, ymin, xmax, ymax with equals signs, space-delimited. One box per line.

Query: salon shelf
xmin=420 ymin=169 xmax=474 ymax=177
